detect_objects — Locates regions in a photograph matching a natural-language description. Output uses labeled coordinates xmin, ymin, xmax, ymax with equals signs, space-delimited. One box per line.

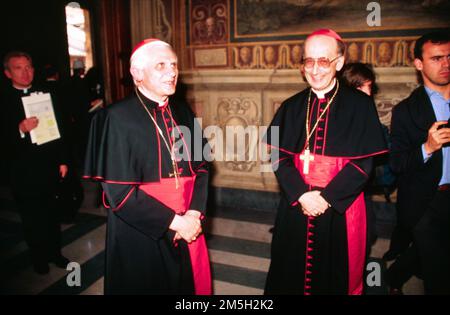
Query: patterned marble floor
xmin=0 ymin=184 xmax=423 ymax=295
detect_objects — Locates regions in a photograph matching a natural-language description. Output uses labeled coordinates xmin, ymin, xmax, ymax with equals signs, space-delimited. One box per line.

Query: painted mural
xmin=185 ymin=0 xmax=448 ymax=69
xmin=234 ymin=0 xmax=450 ymax=38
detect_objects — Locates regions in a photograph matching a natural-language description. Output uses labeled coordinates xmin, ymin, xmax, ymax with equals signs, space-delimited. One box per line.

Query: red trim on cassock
xmin=265 ymin=144 xmax=296 ymax=155
xmin=348 ymin=161 xmax=368 ymax=177
xmin=294 ymin=151 xmax=366 ymax=295
xmin=272 ymin=156 xmax=289 ymax=167
xmin=102 ymin=186 xmax=136 ymax=211
xmin=303 ymin=216 xmax=315 ymax=295
xmin=167 ymin=107 xmax=196 ymax=176
xmin=102 ymin=191 xmax=110 ymax=209
xmin=323 ymin=101 xmax=331 ymax=152
xmin=312 ymin=98 xmax=321 ymax=153
xmin=83 ymin=175 xmax=160 ymax=185
xmin=264 ymin=148 xmax=389 ymax=160
xmin=161 ymin=107 xmax=184 ymax=177
xmin=139 ymin=176 xmax=212 ymax=295
xmin=155 ymin=109 xmax=162 ymax=179
xmin=334 ymin=149 xmax=389 ymax=160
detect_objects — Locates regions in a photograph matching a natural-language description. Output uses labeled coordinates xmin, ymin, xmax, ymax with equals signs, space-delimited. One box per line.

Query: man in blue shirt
xmin=387 ymin=31 xmax=450 ymax=294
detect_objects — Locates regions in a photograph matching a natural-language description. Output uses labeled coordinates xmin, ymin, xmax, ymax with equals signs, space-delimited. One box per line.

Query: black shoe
xmin=382 ymin=250 xmax=399 ymax=262
xmin=33 ymin=262 xmax=50 ymax=275
xmin=49 ymin=255 xmax=70 ymax=268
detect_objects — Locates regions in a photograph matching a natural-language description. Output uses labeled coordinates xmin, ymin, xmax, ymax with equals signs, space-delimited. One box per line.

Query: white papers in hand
xmin=21 ymin=92 xmax=60 ymax=145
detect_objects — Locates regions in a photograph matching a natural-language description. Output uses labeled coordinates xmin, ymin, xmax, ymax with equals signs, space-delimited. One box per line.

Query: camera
xmin=437 ymin=119 xmax=450 ymax=130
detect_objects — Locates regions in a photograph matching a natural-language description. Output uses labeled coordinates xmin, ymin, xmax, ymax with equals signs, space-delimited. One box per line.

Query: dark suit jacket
xmin=1 ymin=83 xmax=69 ymax=195
xmin=390 ymin=85 xmax=443 ymax=229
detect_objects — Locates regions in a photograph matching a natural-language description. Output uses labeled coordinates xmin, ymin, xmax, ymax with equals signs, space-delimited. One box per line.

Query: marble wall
xmin=182 ymin=68 xmax=418 ymax=192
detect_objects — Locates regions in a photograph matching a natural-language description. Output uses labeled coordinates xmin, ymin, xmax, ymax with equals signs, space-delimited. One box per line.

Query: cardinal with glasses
xmin=83 ymin=39 xmax=211 ymax=295
xmin=264 ymin=29 xmax=387 ymax=295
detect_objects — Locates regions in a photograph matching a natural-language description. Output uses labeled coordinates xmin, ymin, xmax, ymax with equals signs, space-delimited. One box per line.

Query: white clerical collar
xmin=13 ymin=84 xmax=32 ymax=94
xmin=311 ymin=79 xmax=336 ymax=99
xmin=138 ymin=87 xmax=168 ymax=107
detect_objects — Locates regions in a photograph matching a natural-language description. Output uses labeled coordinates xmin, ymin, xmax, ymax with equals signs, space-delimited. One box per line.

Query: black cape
xmin=84 ymin=91 xmax=209 ymax=294
xmin=264 ymin=82 xmax=387 ymax=159
xmin=264 ymin=82 xmax=387 ymax=294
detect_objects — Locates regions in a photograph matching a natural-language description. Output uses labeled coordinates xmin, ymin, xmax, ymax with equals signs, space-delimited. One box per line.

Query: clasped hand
xmin=169 ymin=210 xmax=202 ymax=243
xmin=298 ymin=191 xmax=330 ymax=217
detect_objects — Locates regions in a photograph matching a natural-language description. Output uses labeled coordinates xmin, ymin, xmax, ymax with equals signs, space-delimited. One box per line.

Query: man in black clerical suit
xmin=1 ymin=51 xmax=70 ymax=275
xmin=84 ymin=39 xmax=211 ymax=294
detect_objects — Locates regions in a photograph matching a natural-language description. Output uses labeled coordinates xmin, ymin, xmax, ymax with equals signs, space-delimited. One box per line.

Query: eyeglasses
xmin=302 ymin=55 xmax=341 ymax=69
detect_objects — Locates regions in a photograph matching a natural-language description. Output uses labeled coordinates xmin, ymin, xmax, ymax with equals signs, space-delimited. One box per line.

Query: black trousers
xmin=386 ymin=217 xmax=419 ymax=289
xmin=13 ymin=191 xmax=62 ymax=266
xmin=386 ymin=224 xmax=413 ymax=257
xmin=388 ymin=190 xmax=450 ymax=293
xmin=414 ymin=190 xmax=450 ymax=294
xmin=386 ymin=243 xmax=421 ymax=289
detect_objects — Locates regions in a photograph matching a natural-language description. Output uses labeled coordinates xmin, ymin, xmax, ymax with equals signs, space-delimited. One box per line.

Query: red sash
xmin=139 ymin=176 xmax=212 ymax=295
xmin=294 ymin=151 xmax=366 ymax=295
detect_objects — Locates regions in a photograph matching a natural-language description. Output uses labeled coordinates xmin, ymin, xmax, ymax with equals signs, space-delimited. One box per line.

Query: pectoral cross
xmin=169 ymin=160 xmax=181 ymax=189
xmin=300 ymin=149 xmax=314 ymax=175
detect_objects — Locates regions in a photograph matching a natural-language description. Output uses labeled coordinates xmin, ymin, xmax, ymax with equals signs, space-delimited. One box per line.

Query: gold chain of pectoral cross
xmin=136 ymin=89 xmax=181 ymax=189
xmin=300 ymin=80 xmax=339 ymax=175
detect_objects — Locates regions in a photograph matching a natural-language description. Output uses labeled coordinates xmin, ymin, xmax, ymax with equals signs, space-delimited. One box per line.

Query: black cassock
xmin=84 ymin=90 xmax=210 ymax=294
xmin=264 ymin=82 xmax=387 ymax=295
